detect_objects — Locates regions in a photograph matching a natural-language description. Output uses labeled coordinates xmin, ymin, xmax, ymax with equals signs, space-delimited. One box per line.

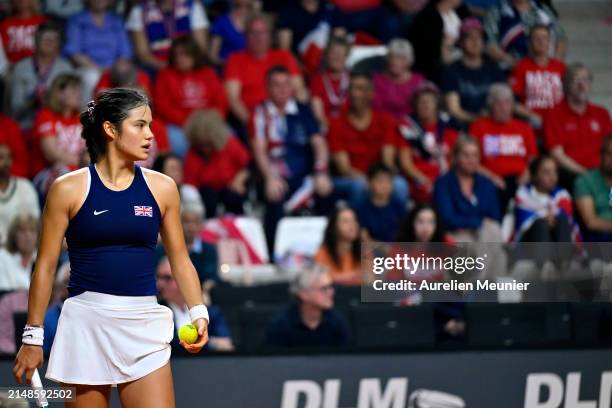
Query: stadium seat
xmin=349 ymin=305 xmax=436 ymax=349
xmin=465 ymin=303 xmax=571 ymax=347
xmin=273 ymin=216 xmax=327 ymax=264
xmin=239 ymin=305 xmax=284 ymax=352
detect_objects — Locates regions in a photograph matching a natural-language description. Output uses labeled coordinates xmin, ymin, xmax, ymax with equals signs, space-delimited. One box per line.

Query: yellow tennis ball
xmin=178 ymin=324 xmax=198 ymax=344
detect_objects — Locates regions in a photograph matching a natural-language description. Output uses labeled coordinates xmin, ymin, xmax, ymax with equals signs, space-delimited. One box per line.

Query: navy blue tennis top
xmin=66 ymin=164 xmax=161 ymax=297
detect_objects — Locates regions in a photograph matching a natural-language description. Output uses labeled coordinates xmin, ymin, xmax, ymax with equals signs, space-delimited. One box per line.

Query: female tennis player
xmin=13 ymin=88 xmax=209 ymax=407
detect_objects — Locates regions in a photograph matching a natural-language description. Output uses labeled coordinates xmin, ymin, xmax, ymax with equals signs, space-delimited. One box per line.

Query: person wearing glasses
xmin=265 ymin=264 xmax=350 ymax=348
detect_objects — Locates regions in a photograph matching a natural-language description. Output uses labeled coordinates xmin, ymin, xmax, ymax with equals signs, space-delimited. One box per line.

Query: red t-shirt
xmin=470 ymin=117 xmax=538 ymax=177
xmin=510 ymin=57 xmax=565 ymax=116
xmin=310 ymin=71 xmax=349 ymax=122
xmin=154 ymin=67 xmax=228 ymax=126
xmin=31 ymin=108 xmax=84 ymax=175
xmin=94 ymin=69 xmax=152 ymax=96
xmin=331 ymin=0 xmax=381 ymax=12
xmin=0 ymin=15 xmax=46 ymax=63
xmin=183 ymin=137 xmax=250 ymax=191
xmin=0 ymin=114 xmax=29 ymax=177
xmin=328 ymin=110 xmax=396 ymax=173
xmin=224 ymin=49 xmax=300 ymax=113
xmin=544 ymin=101 xmax=612 ymax=169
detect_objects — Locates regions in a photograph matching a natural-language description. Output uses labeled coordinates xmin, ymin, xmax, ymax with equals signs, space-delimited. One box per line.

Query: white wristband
xmin=189 ymin=304 xmax=209 ymax=324
xmin=22 ymin=325 xmax=44 ymax=346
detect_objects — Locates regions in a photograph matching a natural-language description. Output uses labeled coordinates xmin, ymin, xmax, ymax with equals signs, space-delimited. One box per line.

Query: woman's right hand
xmin=13 ymin=344 xmax=44 ymax=385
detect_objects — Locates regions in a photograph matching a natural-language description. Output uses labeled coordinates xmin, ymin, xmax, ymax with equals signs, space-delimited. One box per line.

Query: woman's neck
xmin=532 ymin=53 xmax=549 ymax=66
xmin=95 ymin=156 xmax=135 ymax=187
xmin=20 ymin=251 xmax=34 ymax=267
xmin=336 ymin=240 xmax=352 ymax=255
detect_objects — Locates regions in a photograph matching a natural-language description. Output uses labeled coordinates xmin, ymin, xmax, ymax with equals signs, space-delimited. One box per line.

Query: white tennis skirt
xmin=46 ymin=291 xmax=174 ymax=385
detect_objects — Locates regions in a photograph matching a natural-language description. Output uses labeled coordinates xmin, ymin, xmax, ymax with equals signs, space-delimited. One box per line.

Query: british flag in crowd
xmin=134 ymin=205 xmax=153 ymax=217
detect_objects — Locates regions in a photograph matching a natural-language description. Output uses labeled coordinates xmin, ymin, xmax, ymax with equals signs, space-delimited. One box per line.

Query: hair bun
xmin=87 ymin=100 xmax=96 ymax=122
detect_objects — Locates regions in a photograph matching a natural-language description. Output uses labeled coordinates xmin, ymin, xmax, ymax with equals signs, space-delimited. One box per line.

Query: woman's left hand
xmin=180 ymin=318 xmax=209 ymax=353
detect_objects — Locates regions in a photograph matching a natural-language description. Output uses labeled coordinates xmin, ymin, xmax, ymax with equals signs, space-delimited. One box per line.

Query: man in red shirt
xmin=328 ymin=72 xmax=407 ymax=205
xmin=511 ymin=24 xmax=565 ymax=127
xmin=544 ymin=63 xmax=612 ymax=190
xmin=470 ymin=83 xmax=538 ymax=210
xmin=224 ymin=14 xmax=306 ymax=125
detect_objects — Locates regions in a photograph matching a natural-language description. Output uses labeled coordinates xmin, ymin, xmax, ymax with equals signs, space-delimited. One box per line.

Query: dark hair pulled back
xmin=80 ymin=88 xmax=150 ymax=163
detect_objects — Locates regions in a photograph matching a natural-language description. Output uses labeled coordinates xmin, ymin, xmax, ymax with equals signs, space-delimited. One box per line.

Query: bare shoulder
xmin=47 ymin=167 xmax=89 ymax=212
xmin=141 ymin=168 xmax=180 ymax=210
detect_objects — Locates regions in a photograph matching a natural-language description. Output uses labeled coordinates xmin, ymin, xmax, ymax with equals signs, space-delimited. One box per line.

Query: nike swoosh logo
xmin=94 ymin=210 xmax=109 ymax=216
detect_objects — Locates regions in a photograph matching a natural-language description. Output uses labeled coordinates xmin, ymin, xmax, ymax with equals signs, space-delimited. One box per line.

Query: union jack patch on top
xmin=134 ymin=205 xmax=153 ymax=217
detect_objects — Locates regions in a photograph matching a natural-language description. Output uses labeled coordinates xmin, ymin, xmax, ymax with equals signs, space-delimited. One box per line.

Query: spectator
xmin=0 ymin=144 xmax=40 ymax=245
xmin=0 ymin=215 xmax=38 ymax=290
xmin=514 ymin=154 xmax=575 ymax=242
xmin=10 ymin=21 xmax=72 ymax=129
xmin=433 ymin=136 xmax=503 ymax=242
xmin=0 ymin=113 xmax=28 ymax=177
xmin=63 ymin=0 xmax=133 ymax=102
xmin=469 ymin=83 xmax=538 ymax=210
xmin=126 ymin=0 xmax=210 ymax=71
xmin=94 ymin=59 xmax=152 ymax=96
xmin=309 ymin=36 xmax=350 ymax=130
xmin=408 ymin=0 xmax=468 ymax=83
xmin=544 ymin=63 xmax=612 ymax=190
xmin=353 ymin=163 xmax=407 ymax=242
xmin=328 ymin=71 xmax=407 ymax=206
xmin=276 ymin=0 xmax=344 ymax=56
xmin=152 ymin=152 xmax=203 ymax=209
xmin=224 ymin=14 xmax=304 ymax=125
xmin=208 ymin=0 xmax=252 ymax=64
xmin=183 ymin=110 xmax=250 ymax=217
xmin=0 ymin=289 xmax=27 ymax=355
xmin=510 ymin=24 xmax=565 ymax=126
xmin=154 ymin=36 xmax=227 ymax=157
xmin=314 ymin=206 xmax=361 ymax=285
xmin=30 ymin=73 xmax=84 ymax=177
xmin=266 ymin=264 xmax=350 ymax=348
xmin=156 ymin=256 xmax=234 ymax=351
xmin=574 ymin=136 xmax=612 ymax=242
xmin=251 ymin=66 xmax=333 ymax=248
xmin=484 ymin=0 xmax=566 ymax=67
xmin=372 ymin=38 xmax=425 ymax=119
xmin=180 ymin=202 xmax=220 ymax=284
xmin=397 ymin=82 xmax=459 ymax=203
xmin=397 ymin=203 xmax=448 ymax=243
xmin=442 ymin=17 xmax=505 ymax=127
xmin=0 ymin=0 xmax=46 ymax=65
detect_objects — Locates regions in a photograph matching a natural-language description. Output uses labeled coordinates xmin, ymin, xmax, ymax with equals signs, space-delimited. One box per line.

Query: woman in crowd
xmin=209 ymin=0 xmax=253 ymax=65
xmin=397 ymin=82 xmax=459 ymax=203
xmin=514 ymin=154 xmax=576 ymax=242
xmin=30 ymin=73 xmax=84 ymax=177
xmin=372 ymin=38 xmax=425 ymax=119
xmin=310 ymin=36 xmax=351 ymax=130
xmin=0 ymin=215 xmax=39 ymax=291
xmin=154 ymin=36 xmax=227 ymax=157
xmin=314 ymin=206 xmax=362 ymax=285
xmin=0 ymin=0 xmax=46 ymax=65
xmin=183 ymin=109 xmax=250 ymax=217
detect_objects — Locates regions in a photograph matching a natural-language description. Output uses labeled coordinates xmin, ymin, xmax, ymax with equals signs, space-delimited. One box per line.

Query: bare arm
xmin=131 ymin=30 xmax=166 ymax=70
xmin=277 ymin=29 xmax=292 ymax=50
xmin=486 ymin=44 xmax=515 ymax=67
xmin=446 ymin=92 xmax=477 ymax=124
xmin=381 ymin=145 xmax=396 ymax=171
xmin=333 ymin=151 xmax=362 ymax=178
xmin=550 ymin=146 xmax=587 ymax=175
xmin=311 ymin=96 xmax=328 ymax=130
xmin=576 ymin=196 xmax=612 ymax=233
xmin=292 ymin=75 xmax=308 ymax=102
xmin=310 ymin=134 xmax=329 ymax=170
xmin=225 ymin=80 xmax=250 ymax=123
xmin=398 ymin=147 xmax=431 ymax=185
xmin=555 ymin=39 xmax=567 ymax=61
xmin=252 ymin=135 xmax=274 ymax=180
xmin=192 ymin=28 xmax=208 ymax=52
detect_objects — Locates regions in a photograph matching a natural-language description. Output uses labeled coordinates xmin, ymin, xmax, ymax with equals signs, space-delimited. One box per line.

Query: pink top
xmin=372 ymin=71 xmax=426 ymax=119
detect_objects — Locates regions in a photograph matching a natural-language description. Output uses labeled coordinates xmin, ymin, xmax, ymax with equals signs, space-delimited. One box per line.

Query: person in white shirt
xmin=0 ymin=214 xmax=39 ymax=291
xmin=0 ymin=144 xmax=40 ymax=245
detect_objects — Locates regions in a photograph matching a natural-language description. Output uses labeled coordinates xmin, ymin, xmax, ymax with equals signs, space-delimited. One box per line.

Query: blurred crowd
xmin=1 ymin=0 xmax=612 ymax=354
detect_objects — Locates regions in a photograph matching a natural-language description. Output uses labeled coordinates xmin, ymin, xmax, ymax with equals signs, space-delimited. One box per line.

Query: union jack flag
xmin=134 ymin=205 xmax=153 ymax=217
